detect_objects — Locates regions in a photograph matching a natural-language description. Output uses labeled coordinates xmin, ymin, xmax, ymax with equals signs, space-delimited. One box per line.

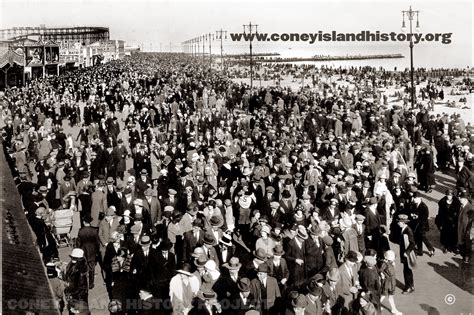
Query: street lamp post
xmin=206 ymin=33 xmax=214 ymax=71
xmin=402 ymin=6 xmax=420 ymax=109
xmin=202 ymin=36 xmax=205 ymax=62
xmin=194 ymin=37 xmax=201 ymax=57
xmin=195 ymin=38 xmax=198 ymax=57
xmin=216 ymin=29 xmax=227 ymax=72
xmin=243 ymin=22 xmax=258 ymax=89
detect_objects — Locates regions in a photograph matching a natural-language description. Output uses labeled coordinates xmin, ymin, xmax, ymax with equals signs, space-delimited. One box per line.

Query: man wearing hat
xmin=154 ymin=238 xmax=176 ymax=300
xmin=216 ymin=180 xmax=231 ymax=201
xmin=356 ymin=181 xmax=373 ymax=207
xmin=286 ymin=225 xmax=308 ymax=287
xmin=286 ymin=293 xmax=309 ymax=315
xmin=59 ymin=174 xmax=77 ymax=202
xmin=143 ymin=187 xmax=161 ymax=226
xmin=64 ymin=248 xmax=89 ymax=314
xmin=195 ymin=175 xmax=210 ymax=198
xmin=436 ymin=189 xmax=461 ymax=253
xmin=249 ymin=263 xmax=281 ymax=315
xmin=354 ymin=214 xmax=366 ymax=254
xmin=229 ymin=277 xmax=257 ymax=315
xmin=111 ymin=138 xmax=128 ymax=181
xmin=163 ymin=188 xmax=178 ymax=208
xmin=397 ymin=214 xmax=416 ymax=294
xmin=77 ymin=215 xmax=100 ymax=289
xmin=305 ymin=225 xmax=325 ymax=279
xmin=180 ymin=203 xmax=199 ymax=234
xmin=457 ymin=191 xmax=473 ymax=263
xmin=98 ymin=206 xmax=121 ymax=260
xmin=208 ymin=214 xmax=225 ymax=243
xmin=337 ymin=250 xmax=360 ymax=309
xmin=265 ymin=244 xmax=289 ymax=292
xmin=138 ymin=282 xmax=162 ymax=315
xmin=321 ymin=268 xmax=343 ymax=312
xmin=169 ymin=263 xmax=200 ymax=315
xmin=190 ymin=289 xmax=221 ymax=315
xmin=267 ymin=201 xmax=283 ymax=227
xmin=130 ymin=235 xmax=154 ymax=293
xmin=201 ymin=231 xmax=220 ymax=266
xmin=244 ymin=248 xmax=268 ymax=280
xmin=364 ymin=197 xmax=383 ymax=249
xmin=214 ymin=256 xmax=243 ymax=302
xmin=305 ymin=280 xmax=323 ymax=315
xmin=216 ymin=232 xmax=236 ymax=265
xmin=409 ymin=192 xmax=434 ymax=257
xmin=76 ymin=171 xmax=92 ymax=197
xmin=321 ymin=198 xmax=341 ymax=224
xmin=90 ymin=183 xmax=107 ymax=227
xmin=182 ymin=218 xmax=205 ymax=263
xmin=105 ymin=177 xmax=121 ymax=213
xmin=135 ymin=169 xmax=152 ymax=199
xmin=134 ymin=145 xmax=151 ymax=179
xmin=46 ymin=261 xmax=65 ymax=313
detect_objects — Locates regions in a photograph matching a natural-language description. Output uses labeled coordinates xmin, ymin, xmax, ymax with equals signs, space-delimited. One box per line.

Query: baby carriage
xmin=52 ymin=208 xmax=74 ymax=247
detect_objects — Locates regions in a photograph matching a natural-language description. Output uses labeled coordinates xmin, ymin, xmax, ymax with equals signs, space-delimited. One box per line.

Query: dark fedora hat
xmin=177 ymin=263 xmax=193 ymax=277
xmin=273 ymin=244 xmax=285 ymax=256
xmin=209 ymin=215 xmax=223 ymax=228
xmin=253 ymin=248 xmax=268 ymax=261
xmin=346 ymin=250 xmax=358 ymax=262
xmin=237 ymin=278 xmax=251 ymax=292
xmin=203 ymin=232 xmax=217 ymax=246
xmin=158 ymin=238 xmax=173 ymax=251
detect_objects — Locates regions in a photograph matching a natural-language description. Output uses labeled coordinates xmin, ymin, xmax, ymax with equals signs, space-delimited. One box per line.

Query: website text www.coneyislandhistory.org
xmin=230 ymin=31 xmax=453 ymax=44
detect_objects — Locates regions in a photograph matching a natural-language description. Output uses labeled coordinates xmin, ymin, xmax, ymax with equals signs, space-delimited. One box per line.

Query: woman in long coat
xmin=110 ymin=247 xmax=133 ymax=309
xmin=436 ymin=190 xmax=462 ymax=253
xmin=415 ymin=147 xmax=436 ymax=192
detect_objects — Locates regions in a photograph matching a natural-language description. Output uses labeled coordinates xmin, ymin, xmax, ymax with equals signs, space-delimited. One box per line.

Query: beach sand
xmin=231 ymin=73 xmax=473 ymax=124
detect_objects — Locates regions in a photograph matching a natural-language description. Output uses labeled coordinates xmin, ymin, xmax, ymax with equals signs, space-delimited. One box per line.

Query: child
xmin=379 ymin=250 xmax=402 ymax=315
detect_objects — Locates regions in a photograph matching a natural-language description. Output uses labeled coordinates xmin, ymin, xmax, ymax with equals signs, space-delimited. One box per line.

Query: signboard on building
xmin=45 ymin=46 xmax=59 ymax=64
xmin=25 ymin=46 xmax=43 ymax=66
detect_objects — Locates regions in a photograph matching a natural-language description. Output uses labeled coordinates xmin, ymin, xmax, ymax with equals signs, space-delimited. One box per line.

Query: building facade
xmin=1 ymin=25 xmax=111 ymax=66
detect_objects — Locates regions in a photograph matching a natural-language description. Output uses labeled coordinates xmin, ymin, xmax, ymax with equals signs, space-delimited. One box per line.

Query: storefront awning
xmin=0 ymin=49 xmax=24 ymax=68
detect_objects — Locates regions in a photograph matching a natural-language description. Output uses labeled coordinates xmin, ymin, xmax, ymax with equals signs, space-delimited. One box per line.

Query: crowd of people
xmin=1 ymin=53 xmax=473 ymax=315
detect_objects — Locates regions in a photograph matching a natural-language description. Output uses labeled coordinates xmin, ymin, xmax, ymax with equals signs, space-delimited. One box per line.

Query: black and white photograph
xmin=0 ymin=0 xmax=472 ymax=314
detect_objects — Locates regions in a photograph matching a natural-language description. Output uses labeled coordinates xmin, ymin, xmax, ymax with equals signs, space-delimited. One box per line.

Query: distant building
xmin=0 ymin=25 xmax=109 ymax=45
xmin=82 ymin=40 xmax=125 ymax=67
xmin=125 ymin=44 xmax=141 ymax=56
xmin=0 ymin=47 xmax=25 ymax=89
xmin=0 ymin=26 xmax=124 ymax=68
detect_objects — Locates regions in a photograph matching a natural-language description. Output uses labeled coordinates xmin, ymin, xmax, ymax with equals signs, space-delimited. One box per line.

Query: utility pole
xmin=201 ymin=35 xmax=205 ymax=62
xmin=216 ymin=29 xmax=227 ymax=72
xmin=243 ymin=22 xmax=258 ymax=89
xmin=401 ymin=6 xmax=420 ymax=109
xmin=196 ymin=37 xmax=200 ymax=57
xmin=206 ymin=33 xmax=214 ymax=71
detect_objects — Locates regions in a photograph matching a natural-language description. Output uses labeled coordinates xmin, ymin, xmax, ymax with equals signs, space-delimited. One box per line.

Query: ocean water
xmin=221 ymin=42 xmax=471 ymax=70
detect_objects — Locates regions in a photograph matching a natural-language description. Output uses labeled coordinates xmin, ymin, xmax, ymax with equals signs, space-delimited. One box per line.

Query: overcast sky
xmin=1 ymin=0 xmax=472 ymax=66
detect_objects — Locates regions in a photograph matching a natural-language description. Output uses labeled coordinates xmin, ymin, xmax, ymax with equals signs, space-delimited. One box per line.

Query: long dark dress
xmin=435 ymin=196 xmax=462 ymax=251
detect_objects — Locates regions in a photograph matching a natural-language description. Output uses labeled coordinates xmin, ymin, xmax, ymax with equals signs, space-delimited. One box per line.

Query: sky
xmin=1 ymin=0 xmax=472 ymax=67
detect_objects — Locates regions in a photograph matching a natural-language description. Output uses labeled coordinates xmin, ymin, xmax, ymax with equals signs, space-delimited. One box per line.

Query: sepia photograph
xmin=0 ymin=0 xmax=472 ymax=314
